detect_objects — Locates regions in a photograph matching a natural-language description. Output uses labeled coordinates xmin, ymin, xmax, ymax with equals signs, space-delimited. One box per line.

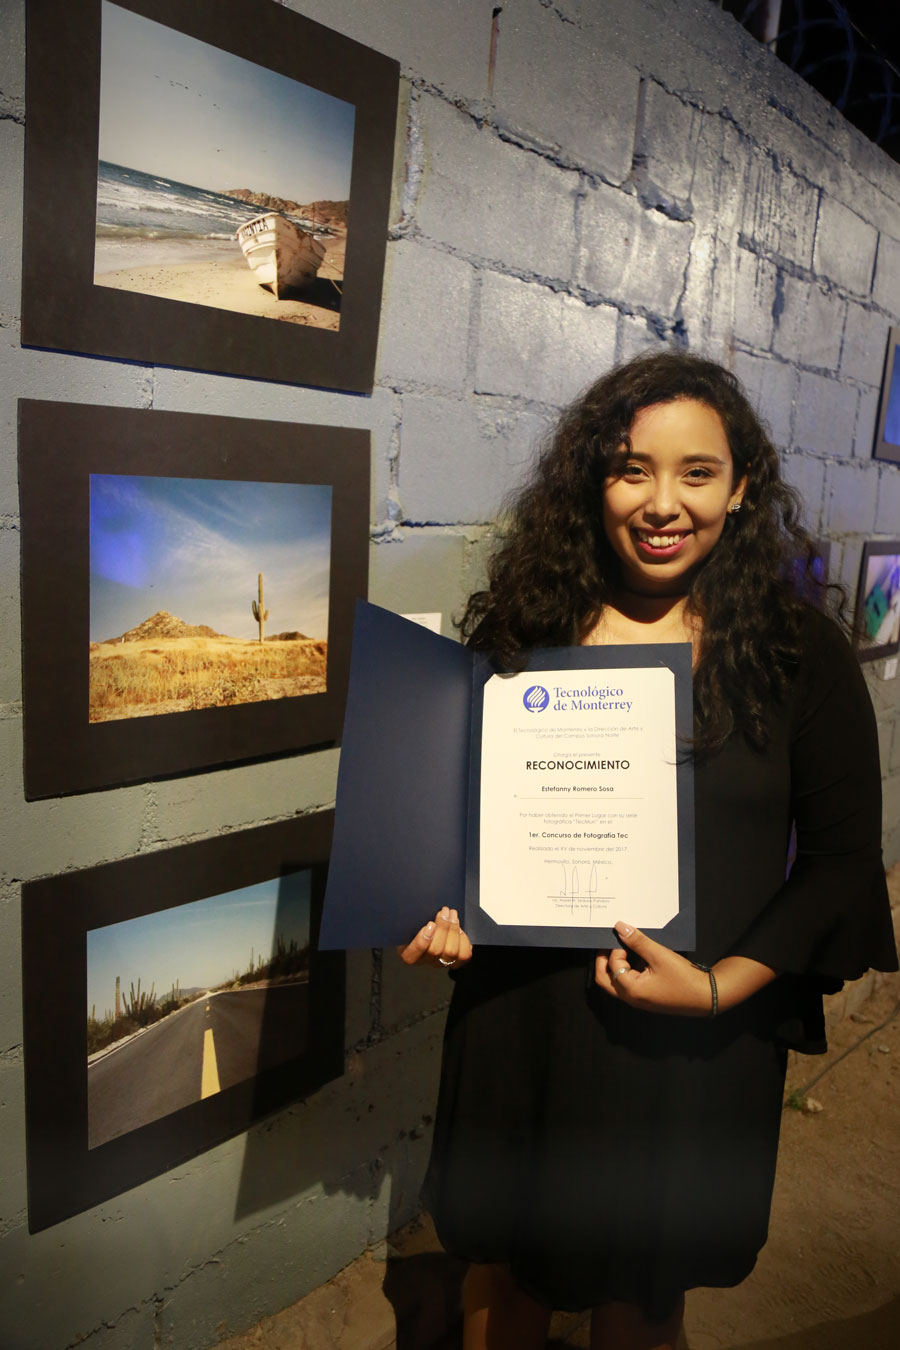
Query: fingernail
xmin=424 ymin=921 xmax=435 ymax=936
xmin=450 ymin=908 xmax=459 ymax=925
xmin=615 ymin=922 xmax=634 ymax=937
xmin=440 ymin=906 xmax=450 ymax=921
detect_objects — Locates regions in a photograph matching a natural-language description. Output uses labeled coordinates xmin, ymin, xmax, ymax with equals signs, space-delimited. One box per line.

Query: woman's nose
xmin=643 ymin=478 xmax=680 ymax=520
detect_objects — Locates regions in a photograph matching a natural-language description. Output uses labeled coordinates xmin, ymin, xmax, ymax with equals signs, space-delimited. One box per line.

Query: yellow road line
xmin=201 ymin=1027 xmax=221 ymax=1098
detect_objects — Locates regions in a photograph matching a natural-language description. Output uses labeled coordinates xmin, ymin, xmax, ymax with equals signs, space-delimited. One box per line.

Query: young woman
xmin=400 ymin=351 xmax=898 ymax=1350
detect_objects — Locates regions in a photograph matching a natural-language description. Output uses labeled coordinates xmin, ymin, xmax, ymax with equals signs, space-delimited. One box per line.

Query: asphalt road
xmin=87 ymin=982 xmax=309 ymax=1149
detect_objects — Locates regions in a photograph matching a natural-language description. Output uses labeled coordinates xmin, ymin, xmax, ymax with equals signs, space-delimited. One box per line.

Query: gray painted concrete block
xmin=0 ymin=0 xmax=25 ymax=104
xmin=878 ymin=718 xmax=894 ymax=776
xmin=398 ymin=393 xmax=545 ymax=523
xmin=732 ymin=351 xmax=795 ymax=449
xmin=284 ymin=0 xmax=494 ymax=103
xmin=0 ymin=121 xmax=24 ymax=318
xmin=742 ymin=153 xmax=818 ymax=268
xmin=381 ymin=949 xmax=452 ymax=1035
xmin=873 ymin=234 xmax=900 ymax=319
xmin=882 ymin=771 xmax=900 ymax=844
xmin=826 ymin=459 xmax=878 ymax=535
xmin=889 ymin=722 xmax=900 ymax=776
xmin=150 ymin=750 xmax=339 ymax=845
xmin=0 ymin=1057 xmax=25 ymax=1224
xmin=369 ymin=529 xmax=468 ymax=638
xmin=0 ymin=719 xmax=146 ymax=881
xmin=772 ymin=276 xmax=846 ymax=372
xmin=841 ymin=304 xmax=891 ymax=387
xmin=780 ymin=451 xmax=826 ymax=531
xmin=793 ymin=371 xmax=857 ymax=458
xmin=492 ymin=0 xmax=639 ymax=185
xmin=378 ymin=240 xmax=475 ymax=391
xmin=732 ymin=249 xmax=779 ymax=352
xmin=156 ymin=1184 xmax=372 ymax=1350
xmin=0 ymin=334 xmax=152 ymax=507
xmin=617 ymin=313 xmax=665 ymax=364
xmin=474 ymin=272 xmax=617 ymax=407
xmin=0 ymin=522 xmax=21 ymax=705
xmin=416 ymin=96 xmax=580 ymax=281
xmin=813 ymin=197 xmax=878 ymax=296
xmin=578 ymin=183 xmax=693 ymax=315
xmin=636 ymin=79 xmax=700 ymax=208
xmin=876 ymin=467 xmax=900 ymax=535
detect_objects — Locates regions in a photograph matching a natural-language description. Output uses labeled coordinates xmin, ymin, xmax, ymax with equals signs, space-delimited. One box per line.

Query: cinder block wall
xmin=2 ymin=1 xmax=900 ymax=1346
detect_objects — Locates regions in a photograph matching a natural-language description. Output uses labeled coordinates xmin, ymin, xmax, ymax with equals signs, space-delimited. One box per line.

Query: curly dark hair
xmin=461 ymin=349 xmax=834 ymax=754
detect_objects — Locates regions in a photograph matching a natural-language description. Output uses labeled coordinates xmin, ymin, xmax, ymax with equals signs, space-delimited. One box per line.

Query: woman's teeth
xmin=637 ymin=532 xmax=684 ymax=547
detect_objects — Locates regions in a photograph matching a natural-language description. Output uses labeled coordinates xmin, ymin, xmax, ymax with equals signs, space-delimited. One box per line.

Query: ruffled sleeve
xmin=730 ymin=610 xmax=898 ymax=981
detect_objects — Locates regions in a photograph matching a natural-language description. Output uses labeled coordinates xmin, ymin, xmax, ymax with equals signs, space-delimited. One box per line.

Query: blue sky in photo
xmin=98 ymin=0 xmax=355 ymax=201
xmin=89 ymin=474 xmax=332 ymax=642
xmin=87 ymin=870 xmax=312 ymax=1016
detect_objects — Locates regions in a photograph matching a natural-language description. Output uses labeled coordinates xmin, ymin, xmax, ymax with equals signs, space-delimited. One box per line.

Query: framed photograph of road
xmin=22 ymin=811 xmax=344 ymax=1232
xmin=22 ymin=0 xmax=399 ymax=391
xmin=873 ymin=328 xmax=900 ymax=464
xmin=19 ymin=399 xmax=369 ymax=798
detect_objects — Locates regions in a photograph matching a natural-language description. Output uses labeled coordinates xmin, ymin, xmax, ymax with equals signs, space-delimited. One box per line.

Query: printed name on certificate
xmin=479 ymin=667 xmax=680 ymax=929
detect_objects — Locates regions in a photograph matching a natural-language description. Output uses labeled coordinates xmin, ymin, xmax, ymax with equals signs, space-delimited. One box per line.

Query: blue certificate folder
xmin=319 ymin=601 xmax=695 ymax=951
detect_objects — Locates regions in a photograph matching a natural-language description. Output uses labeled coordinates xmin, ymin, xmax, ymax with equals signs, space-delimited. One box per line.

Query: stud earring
xmin=729 ymin=502 xmax=742 ymax=513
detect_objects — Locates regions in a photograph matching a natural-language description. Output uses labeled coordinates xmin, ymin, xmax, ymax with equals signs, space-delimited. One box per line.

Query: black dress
xmin=422 ymin=610 xmax=898 ymax=1319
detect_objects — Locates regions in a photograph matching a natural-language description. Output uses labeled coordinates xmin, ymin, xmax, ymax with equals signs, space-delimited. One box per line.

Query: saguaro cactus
xmin=252 ymin=572 xmax=269 ymax=643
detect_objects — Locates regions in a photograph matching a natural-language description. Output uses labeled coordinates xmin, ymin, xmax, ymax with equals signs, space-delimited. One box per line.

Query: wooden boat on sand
xmin=235 ymin=212 xmax=326 ymax=298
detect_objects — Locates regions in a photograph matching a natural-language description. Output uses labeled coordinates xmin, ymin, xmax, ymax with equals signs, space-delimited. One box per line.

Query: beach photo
xmin=855 ymin=542 xmax=900 ymax=661
xmin=94 ymin=0 xmax=355 ymax=328
xmin=87 ymin=870 xmax=312 ymax=1149
xmin=89 ymin=473 xmax=332 ymax=721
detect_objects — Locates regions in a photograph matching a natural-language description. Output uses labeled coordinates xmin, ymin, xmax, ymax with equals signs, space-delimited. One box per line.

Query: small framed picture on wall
xmin=873 ymin=327 xmax=900 ymax=464
xmin=19 ymin=399 xmax=369 ymax=797
xmin=22 ymin=0 xmax=399 ymax=392
xmin=854 ymin=540 xmax=900 ymax=662
xmin=22 ymin=811 xmax=344 ymax=1231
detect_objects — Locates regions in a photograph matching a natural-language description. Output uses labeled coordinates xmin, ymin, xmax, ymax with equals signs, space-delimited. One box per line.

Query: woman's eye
xmin=685 ymin=466 xmax=713 ymax=481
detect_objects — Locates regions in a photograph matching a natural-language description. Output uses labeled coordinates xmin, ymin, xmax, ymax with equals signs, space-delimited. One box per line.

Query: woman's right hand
xmin=397 ymin=906 xmax=473 ymax=970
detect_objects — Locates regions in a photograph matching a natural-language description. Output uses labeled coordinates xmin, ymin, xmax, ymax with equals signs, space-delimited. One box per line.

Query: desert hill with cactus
xmin=89 ymin=608 xmax=327 ymax=722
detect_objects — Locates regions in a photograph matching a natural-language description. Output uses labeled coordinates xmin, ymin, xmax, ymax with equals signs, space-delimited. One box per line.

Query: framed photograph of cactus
xmin=19 ymin=399 xmax=369 ymax=798
xmin=22 ymin=0 xmax=398 ymax=392
xmin=22 ymin=810 xmax=344 ymax=1232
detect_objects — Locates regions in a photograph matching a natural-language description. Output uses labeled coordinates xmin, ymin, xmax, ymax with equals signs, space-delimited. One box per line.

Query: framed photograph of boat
xmin=853 ymin=540 xmax=900 ymax=663
xmin=22 ymin=810 xmax=344 ymax=1232
xmin=873 ymin=327 xmax=900 ymax=464
xmin=19 ymin=399 xmax=369 ymax=798
xmin=22 ymin=0 xmax=399 ymax=392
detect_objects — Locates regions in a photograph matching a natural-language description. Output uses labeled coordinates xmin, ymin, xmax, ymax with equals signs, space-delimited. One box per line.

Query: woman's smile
xmin=602 ymin=398 xmax=745 ymax=594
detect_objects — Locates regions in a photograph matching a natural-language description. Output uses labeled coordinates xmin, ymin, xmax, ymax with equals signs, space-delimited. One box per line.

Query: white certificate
xmin=479 ymin=666 xmax=680 ymax=930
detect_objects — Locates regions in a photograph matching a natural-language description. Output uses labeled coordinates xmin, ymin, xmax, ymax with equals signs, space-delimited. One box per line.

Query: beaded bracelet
xmin=691 ymin=961 xmax=719 ymax=1017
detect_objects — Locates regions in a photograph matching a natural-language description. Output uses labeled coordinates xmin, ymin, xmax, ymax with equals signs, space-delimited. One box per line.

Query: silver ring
xmin=612 ymin=966 xmax=629 ymax=981
xmin=438 ymin=956 xmax=458 ymax=967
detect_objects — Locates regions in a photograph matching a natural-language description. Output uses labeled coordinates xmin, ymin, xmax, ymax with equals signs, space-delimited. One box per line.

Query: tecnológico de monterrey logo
xmin=523 ymin=684 xmax=550 ymax=712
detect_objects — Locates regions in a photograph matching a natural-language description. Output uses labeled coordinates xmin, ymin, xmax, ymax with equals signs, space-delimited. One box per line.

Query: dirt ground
xmin=217 ymin=967 xmax=900 ymax=1350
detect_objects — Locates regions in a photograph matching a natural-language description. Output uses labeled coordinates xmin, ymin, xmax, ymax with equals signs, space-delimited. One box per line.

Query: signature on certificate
xmin=552 ymin=863 xmax=612 ymax=918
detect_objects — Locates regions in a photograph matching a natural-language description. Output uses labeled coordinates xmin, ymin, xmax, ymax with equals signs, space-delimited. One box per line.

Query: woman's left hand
xmin=594 ymin=922 xmax=712 ymax=1016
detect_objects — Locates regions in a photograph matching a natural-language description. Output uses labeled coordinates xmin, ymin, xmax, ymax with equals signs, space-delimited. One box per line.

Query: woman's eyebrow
xmin=621 ymin=450 xmax=729 ymax=466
